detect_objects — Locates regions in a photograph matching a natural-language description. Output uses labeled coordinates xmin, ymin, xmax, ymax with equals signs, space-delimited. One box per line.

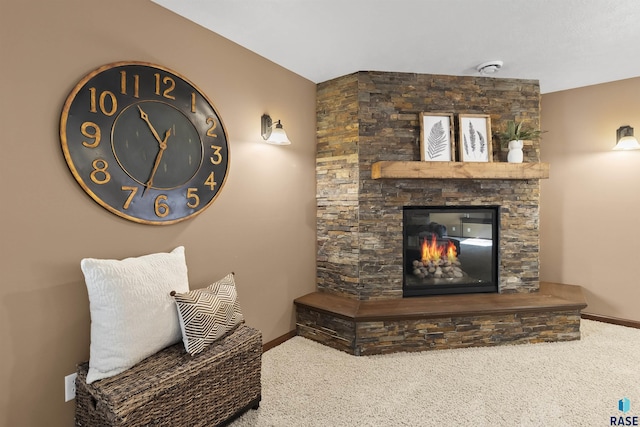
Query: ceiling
xmin=151 ymin=0 xmax=640 ymax=94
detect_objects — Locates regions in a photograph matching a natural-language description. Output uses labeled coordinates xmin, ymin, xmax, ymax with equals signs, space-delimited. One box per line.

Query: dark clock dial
xmin=60 ymin=62 xmax=229 ymax=225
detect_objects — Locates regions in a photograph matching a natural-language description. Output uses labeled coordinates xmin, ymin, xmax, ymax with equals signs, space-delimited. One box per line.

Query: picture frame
xmin=458 ymin=114 xmax=492 ymax=162
xmin=419 ymin=113 xmax=455 ymax=162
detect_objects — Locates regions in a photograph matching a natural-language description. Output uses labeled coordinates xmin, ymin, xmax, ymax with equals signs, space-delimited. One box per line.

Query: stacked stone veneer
xmin=316 ymin=71 xmax=542 ymax=300
xmin=296 ymin=306 xmax=582 ymax=356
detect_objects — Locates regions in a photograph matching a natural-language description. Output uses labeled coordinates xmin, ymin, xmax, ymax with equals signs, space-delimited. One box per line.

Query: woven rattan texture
xmin=75 ymin=324 xmax=262 ymax=427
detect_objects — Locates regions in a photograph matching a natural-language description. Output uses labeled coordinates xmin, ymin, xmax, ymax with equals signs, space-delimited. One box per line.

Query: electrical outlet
xmin=65 ymin=373 xmax=77 ymax=402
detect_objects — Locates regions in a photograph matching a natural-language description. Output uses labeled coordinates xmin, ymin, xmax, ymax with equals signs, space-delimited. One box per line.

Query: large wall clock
xmin=60 ymin=61 xmax=229 ymax=225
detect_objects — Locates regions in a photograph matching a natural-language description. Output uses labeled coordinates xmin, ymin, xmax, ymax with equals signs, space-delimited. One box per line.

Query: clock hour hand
xmin=137 ymin=105 xmax=165 ymax=146
xmin=143 ymin=128 xmax=171 ymax=196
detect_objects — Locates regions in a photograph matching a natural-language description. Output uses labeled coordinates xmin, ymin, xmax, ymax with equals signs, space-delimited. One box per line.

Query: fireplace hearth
xmin=404 ymin=206 xmax=499 ymax=296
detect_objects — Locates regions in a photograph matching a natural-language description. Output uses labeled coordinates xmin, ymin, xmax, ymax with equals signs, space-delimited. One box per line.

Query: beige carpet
xmin=230 ymin=319 xmax=640 ymax=426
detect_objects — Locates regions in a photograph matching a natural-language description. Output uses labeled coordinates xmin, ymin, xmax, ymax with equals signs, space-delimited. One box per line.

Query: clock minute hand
xmin=143 ymin=128 xmax=172 ymax=196
xmin=137 ymin=105 xmax=164 ymax=146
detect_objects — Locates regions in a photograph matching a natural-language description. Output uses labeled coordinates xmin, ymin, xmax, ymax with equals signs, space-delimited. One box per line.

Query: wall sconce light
xmin=613 ymin=125 xmax=640 ymax=150
xmin=261 ymin=114 xmax=291 ymax=145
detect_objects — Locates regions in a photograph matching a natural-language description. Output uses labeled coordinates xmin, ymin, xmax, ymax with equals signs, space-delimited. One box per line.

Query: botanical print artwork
xmin=459 ymin=115 xmax=491 ymax=162
xmin=420 ymin=113 xmax=453 ymax=162
xmin=427 ymin=120 xmax=448 ymax=160
xmin=463 ymin=120 xmax=486 ymax=159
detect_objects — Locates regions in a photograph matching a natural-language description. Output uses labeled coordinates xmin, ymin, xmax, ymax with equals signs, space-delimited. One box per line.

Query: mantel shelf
xmin=371 ymin=161 xmax=550 ymax=180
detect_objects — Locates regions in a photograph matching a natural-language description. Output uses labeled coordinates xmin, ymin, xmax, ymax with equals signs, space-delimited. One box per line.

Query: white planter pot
xmin=507 ymin=140 xmax=524 ymax=163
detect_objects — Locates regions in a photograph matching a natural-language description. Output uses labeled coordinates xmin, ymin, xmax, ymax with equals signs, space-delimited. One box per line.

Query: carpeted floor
xmin=230 ymin=320 xmax=640 ymax=426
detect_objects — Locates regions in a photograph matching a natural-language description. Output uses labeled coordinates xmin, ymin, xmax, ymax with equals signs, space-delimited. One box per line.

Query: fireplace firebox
xmin=403 ymin=206 xmax=499 ymax=296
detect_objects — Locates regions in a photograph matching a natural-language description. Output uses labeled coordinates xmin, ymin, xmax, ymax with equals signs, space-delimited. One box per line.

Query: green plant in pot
xmin=496 ymin=120 xmax=545 ymax=163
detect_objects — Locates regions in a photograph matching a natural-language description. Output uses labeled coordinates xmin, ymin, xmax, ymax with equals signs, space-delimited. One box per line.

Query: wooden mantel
xmin=371 ymin=161 xmax=550 ymax=180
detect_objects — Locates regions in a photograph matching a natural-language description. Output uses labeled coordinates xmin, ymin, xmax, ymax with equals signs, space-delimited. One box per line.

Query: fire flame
xmin=421 ymin=235 xmax=457 ymax=264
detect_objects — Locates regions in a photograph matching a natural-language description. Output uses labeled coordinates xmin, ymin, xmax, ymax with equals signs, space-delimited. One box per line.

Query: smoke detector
xmin=476 ymin=60 xmax=504 ymax=75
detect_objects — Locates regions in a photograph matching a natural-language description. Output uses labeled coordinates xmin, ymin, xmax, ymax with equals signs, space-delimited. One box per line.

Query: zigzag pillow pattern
xmin=171 ymin=273 xmax=244 ymax=355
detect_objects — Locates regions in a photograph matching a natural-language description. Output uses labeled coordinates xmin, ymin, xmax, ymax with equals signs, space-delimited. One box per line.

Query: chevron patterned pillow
xmin=171 ymin=273 xmax=244 ymax=355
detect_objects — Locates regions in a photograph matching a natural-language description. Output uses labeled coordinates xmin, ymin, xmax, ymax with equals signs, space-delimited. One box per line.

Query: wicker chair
xmin=75 ymin=324 xmax=262 ymax=427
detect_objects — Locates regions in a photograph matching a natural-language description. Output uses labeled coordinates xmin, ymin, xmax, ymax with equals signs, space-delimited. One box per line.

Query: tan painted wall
xmin=540 ymin=77 xmax=640 ymax=322
xmin=0 ymin=1 xmax=317 ymax=425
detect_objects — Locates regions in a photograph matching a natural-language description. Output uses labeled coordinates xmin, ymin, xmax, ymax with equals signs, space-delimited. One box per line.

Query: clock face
xmin=60 ymin=62 xmax=229 ymax=225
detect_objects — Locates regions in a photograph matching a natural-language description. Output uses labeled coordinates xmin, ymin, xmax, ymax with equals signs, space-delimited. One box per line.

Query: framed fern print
xmin=420 ymin=113 xmax=455 ymax=162
xmin=458 ymin=114 xmax=492 ymax=162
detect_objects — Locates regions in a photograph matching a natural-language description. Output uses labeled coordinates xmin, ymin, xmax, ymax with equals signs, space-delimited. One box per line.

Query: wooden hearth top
xmin=294 ymin=282 xmax=587 ymax=321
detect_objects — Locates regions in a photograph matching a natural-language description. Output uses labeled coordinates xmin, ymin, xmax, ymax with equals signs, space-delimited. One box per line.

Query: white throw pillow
xmin=80 ymin=246 xmax=189 ymax=384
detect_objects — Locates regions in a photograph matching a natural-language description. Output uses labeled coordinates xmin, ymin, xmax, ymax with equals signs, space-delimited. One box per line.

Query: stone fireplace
xmin=295 ymin=71 xmax=586 ymax=355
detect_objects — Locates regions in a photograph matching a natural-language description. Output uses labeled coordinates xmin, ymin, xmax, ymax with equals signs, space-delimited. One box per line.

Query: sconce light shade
xmin=261 ymin=114 xmax=291 ymax=145
xmin=613 ymin=125 xmax=640 ymax=151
